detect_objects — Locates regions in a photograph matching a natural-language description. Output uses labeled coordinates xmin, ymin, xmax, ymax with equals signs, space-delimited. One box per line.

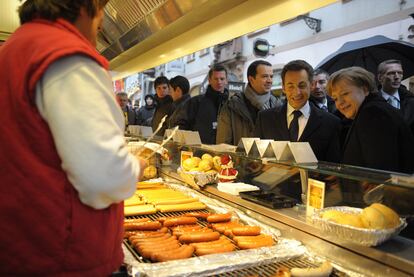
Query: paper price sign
xmin=306 ymin=178 xmax=325 ymax=217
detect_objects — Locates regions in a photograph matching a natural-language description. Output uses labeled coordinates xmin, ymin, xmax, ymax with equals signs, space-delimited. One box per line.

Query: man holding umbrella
xmin=377 ymin=59 xmax=414 ymax=134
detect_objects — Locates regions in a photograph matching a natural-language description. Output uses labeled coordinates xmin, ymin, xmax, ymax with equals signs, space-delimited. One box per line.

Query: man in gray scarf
xmin=216 ymin=60 xmax=283 ymax=145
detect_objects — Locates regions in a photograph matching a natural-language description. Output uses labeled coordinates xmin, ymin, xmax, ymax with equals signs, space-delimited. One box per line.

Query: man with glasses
xmin=255 ymin=60 xmax=341 ymax=162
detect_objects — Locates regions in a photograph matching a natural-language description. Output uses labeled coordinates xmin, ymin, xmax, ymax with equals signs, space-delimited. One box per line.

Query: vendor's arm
xmin=35 ymin=55 xmax=141 ymax=209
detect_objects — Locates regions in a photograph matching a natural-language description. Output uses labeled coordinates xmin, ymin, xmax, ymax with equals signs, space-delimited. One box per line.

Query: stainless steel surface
xmin=160 ymin=170 xmax=414 ymax=276
xmin=99 ymin=0 xmax=247 ymax=62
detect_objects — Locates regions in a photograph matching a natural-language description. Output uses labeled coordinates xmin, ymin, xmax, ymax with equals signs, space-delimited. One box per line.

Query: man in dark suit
xmin=377 ymin=59 xmax=414 ymax=134
xmin=309 ymin=69 xmax=337 ymax=114
xmin=115 ymin=91 xmax=139 ymax=127
xmin=255 ymin=60 xmax=341 ymax=162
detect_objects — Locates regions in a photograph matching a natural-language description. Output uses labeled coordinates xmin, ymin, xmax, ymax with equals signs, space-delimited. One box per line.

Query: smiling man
xmin=254 ymin=60 xmax=341 ymax=162
xmin=217 ymin=60 xmax=282 ymax=145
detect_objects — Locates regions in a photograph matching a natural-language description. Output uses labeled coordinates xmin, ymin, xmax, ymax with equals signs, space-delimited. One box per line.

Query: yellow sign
xmin=306 ymin=178 xmax=325 ymax=217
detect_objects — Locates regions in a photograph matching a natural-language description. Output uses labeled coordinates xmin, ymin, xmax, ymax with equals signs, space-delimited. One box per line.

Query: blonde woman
xmin=327 ymin=67 xmax=414 ymax=174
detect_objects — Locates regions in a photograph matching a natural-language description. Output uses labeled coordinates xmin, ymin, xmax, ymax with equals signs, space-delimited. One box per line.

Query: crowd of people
xmin=128 ymin=58 xmax=413 ymax=174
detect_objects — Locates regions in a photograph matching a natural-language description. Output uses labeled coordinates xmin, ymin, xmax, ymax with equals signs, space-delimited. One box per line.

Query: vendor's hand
xmin=137 ymin=158 xmax=148 ymax=180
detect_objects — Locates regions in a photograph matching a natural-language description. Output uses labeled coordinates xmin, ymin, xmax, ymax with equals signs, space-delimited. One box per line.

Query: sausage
xmin=290 ymin=261 xmax=333 ymax=277
xmin=179 ymin=231 xmax=220 ymax=243
xmin=124 ymin=221 xmax=162 ymax=231
xmin=236 ymin=235 xmax=274 ymax=249
xmin=231 ymin=226 xmax=261 ymax=236
xmin=151 ymin=245 xmax=195 ymax=262
xmin=136 ymin=239 xmax=180 ymax=252
xmin=124 ymin=218 xmax=151 ymax=223
xmin=132 ymin=234 xmax=176 ymax=245
xmin=207 ymin=213 xmax=232 ymax=223
xmin=163 ymin=216 xmax=198 ymax=227
xmin=173 ymin=227 xmax=212 ymax=237
xmin=133 ymin=236 xmax=178 ymax=248
xmin=194 ymin=243 xmax=236 ymax=256
xmin=127 ymin=227 xmax=168 ymax=239
xmin=130 ymin=233 xmax=172 ymax=245
xmin=128 ymin=232 xmax=166 ymax=243
xmin=232 ymin=234 xmax=269 ymax=243
xmin=211 ymin=222 xmax=244 ymax=233
xmin=170 ymin=224 xmax=201 ymax=231
xmin=184 ymin=212 xmax=211 ymax=219
xmin=190 ymin=236 xmax=231 ymax=248
xmin=139 ymin=242 xmax=181 ymax=259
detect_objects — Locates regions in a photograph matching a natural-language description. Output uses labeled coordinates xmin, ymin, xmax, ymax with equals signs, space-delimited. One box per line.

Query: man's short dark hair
xmin=153 ymin=76 xmax=169 ymax=90
xmin=281 ymin=60 xmax=314 ymax=84
xmin=377 ymin=59 xmax=402 ymax=75
xmin=208 ymin=64 xmax=227 ymax=78
xmin=247 ymin=60 xmax=272 ymax=80
xmin=19 ymin=0 xmax=109 ymax=24
xmin=169 ymin=75 xmax=190 ymax=95
xmin=313 ymin=68 xmax=329 ymax=79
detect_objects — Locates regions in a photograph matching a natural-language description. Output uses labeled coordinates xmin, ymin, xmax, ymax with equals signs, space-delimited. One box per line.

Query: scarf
xmin=244 ymin=84 xmax=271 ymax=110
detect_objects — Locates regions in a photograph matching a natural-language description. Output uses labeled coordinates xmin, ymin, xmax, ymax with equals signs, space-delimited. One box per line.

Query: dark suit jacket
xmin=309 ymin=95 xmax=337 ymax=114
xmin=342 ymin=94 xmax=414 ymax=174
xmin=255 ymin=102 xmax=341 ymax=162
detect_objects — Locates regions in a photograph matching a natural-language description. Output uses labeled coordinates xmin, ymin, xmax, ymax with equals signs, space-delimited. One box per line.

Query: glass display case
xmin=128 ymin=135 xmax=414 ymax=276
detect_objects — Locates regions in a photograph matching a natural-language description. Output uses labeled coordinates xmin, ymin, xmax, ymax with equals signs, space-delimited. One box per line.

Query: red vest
xmin=0 ymin=19 xmax=124 ymax=276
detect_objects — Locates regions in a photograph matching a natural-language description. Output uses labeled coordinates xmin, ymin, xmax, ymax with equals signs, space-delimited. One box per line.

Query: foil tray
xmin=124 ymin=180 xmax=308 ymax=277
xmin=177 ymin=167 xmax=217 ymax=189
xmin=312 ymin=206 xmax=407 ymax=247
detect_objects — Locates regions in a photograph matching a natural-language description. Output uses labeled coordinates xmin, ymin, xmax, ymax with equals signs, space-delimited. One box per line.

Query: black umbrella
xmin=316 ymin=35 xmax=414 ymax=78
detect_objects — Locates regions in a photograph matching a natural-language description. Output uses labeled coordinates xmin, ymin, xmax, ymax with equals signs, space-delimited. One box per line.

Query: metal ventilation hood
xmin=98 ymin=0 xmax=247 ymax=62
xmin=104 ymin=0 xmax=337 ymax=79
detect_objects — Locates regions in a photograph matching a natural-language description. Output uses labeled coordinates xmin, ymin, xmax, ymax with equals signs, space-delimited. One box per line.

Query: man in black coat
xmin=178 ymin=65 xmax=229 ymax=144
xmin=309 ymin=68 xmax=337 ymax=114
xmin=255 ymin=60 xmax=341 ymax=162
xmin=151 ymin=76 xmax=173 ymax=136
xmin=377 ymin=59 xmax=414 ymax=135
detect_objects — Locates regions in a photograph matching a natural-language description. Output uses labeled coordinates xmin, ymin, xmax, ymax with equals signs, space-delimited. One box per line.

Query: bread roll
xmin=361 ymin=206 xmax=386 ymax=229
xmin=335 ymin=214 xmax=365 ymax=228
xmin=370 ymin=203 xmax=400 ymax=228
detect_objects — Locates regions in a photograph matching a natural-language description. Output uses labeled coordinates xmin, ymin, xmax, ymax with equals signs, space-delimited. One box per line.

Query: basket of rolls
xmin=127 ymin=141 xmax=170 ymax=180
xmin=312 ymin=203 xmax=406 ymax=246
xmin=177 ymin=153 xmax=220 ymax=189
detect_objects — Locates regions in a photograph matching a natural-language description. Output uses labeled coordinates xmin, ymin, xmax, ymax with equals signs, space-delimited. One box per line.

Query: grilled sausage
xmin=236 ymin=235 xmax=274 ymax=249
xmin=163 ymin=216 xmax=198 ymax=227
xmin=211 ymin=221 xmax=244 ymax=233
xmin=194 ymin=243 xmax=236 ymax=256
xmin=173 ymin=227 xmax=213 ymax=237
xmin=139 ymin=242 xmax=181 ymax=259
xmin=124 ymin=221 xmax=162 ymax=231
xmin=184 ymin=212 xmax=211 ymax=219
xmin=179 ymin=231 xmax=220 ymax=243
xmin=231 ymin=226 xmax=261 ymax=236
xmin=207 ymin=213 xmax=232 ymax=223
xmin=151 ymin=245 xmax=195 ymax=262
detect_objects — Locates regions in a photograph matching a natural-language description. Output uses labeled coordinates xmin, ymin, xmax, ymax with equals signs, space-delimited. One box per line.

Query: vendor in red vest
xmin=0 ymin=1 xmax=145 ymax=276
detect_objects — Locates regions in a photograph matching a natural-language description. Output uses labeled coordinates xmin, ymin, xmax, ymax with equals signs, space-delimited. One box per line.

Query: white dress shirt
xmin=381 ymin=90 xmax=400 ymax=109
